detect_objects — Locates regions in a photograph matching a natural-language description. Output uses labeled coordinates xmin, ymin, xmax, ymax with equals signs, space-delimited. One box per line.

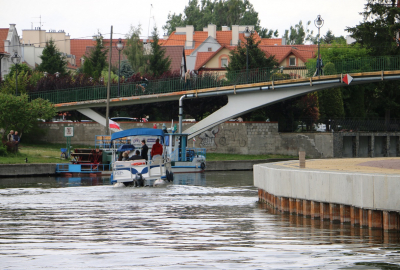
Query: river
xmin=0 ymin=171 xmax=399 ymax=269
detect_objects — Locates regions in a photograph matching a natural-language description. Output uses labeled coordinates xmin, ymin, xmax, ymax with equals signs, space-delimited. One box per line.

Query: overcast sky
xmin=1 ymin=0 xmax=366 ymax=40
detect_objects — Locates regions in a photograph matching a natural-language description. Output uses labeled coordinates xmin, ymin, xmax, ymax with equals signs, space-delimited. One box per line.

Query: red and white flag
xmin=343 ymin=74 xmax=353 ymax=85
xmin=109 ymin=119 xmax=121 ymax=130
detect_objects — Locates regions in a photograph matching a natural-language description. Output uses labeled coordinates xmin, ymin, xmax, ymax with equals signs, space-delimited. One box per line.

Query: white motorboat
xmin=110 ymin=128 xmax=173 ymax=186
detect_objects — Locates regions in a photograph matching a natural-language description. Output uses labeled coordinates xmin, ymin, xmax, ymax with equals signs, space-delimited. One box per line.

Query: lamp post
xmin=115 ymin=38 xmax=124 ymax=97
xmin=11 ymin=52 xmax=21 ymax=95
xmin=314 ymin=15 xmax=324 ymax=76
xmin=244 ymin=26 xmax=251 ymax=84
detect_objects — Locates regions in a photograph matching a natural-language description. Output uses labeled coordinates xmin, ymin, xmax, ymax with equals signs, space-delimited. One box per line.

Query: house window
xmin=208 ymin=47 xmax=212 ymax=52
xmin=289 ymin=57 xmax=296 ymax=66
xmin=221 ymin=58 xmax=228 ymax=67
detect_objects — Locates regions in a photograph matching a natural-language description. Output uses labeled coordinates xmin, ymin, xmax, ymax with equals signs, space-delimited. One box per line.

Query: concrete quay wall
xmin=254 ymin=162 xmax=400 ymax=231
xmin=0 ymin=164 xmax=56 ymax=177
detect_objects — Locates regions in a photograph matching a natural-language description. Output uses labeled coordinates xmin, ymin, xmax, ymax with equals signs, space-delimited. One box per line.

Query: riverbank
xmin=0 ymin=159 xmax=296 ymax=177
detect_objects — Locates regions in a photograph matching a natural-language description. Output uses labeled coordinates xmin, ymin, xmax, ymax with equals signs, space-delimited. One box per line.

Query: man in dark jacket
xmin=141 ymin=140 xmax=148 ymax=160
xmin=129 ymin=150 xmax=143 ymax=161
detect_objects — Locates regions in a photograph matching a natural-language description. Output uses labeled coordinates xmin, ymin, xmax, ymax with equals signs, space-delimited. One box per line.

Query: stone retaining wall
xmin=254 ymin=162 xmax=400 ymax=231
xmin=37 ymin=122 xmax=333 ymax=158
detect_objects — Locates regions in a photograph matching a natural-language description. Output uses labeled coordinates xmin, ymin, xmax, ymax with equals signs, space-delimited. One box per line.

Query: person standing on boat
xmin=150 ymin=138 xmax=163 ymax=159
xmin=141 ymin=140 xmax=148 ymax=160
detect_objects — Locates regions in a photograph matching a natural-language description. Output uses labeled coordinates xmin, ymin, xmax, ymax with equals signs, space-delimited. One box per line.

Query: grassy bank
xmin=0 ymin=142 xmax=88 ymax=164
xmin=0 ymin=143 xmax=297 ymax=164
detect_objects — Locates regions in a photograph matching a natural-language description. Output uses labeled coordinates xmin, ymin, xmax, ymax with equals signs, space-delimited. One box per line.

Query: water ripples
xmin=0 ymin=172 xmax=399 ymax=269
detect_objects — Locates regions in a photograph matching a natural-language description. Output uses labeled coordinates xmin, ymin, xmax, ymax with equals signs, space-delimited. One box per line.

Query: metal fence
xmin=28 ymin=55 xmax=400 ymax=104
xmin=281 ymin=118 xmax=400 ymax=133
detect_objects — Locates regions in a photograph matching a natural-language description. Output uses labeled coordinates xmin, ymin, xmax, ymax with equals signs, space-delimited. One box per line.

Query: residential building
xmin=21 ymin=28 xmax=76 ymax=68
xmin=0 ymin=24 xmax=22 ymax=80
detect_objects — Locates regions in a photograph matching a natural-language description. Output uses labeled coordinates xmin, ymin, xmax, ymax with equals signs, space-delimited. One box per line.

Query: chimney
xmin=232 ymin=25 xmax=239 ymax=46
xmin=207 ymin=24 xmax=216 ymax=38
xmin=185 ymin=25 xmax=194 ymax=49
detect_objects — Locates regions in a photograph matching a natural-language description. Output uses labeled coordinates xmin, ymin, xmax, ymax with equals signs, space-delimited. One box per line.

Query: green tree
xmin=346 ymin=0 xmax=400 ymax=121
xmin=283 ymin=20 xmax=314 ymax=45
xmin=149 ymin=27 xmax=171 ymax=77
xmin=82 ymin=35 xmax=108 ymax=80
xmin=162 ymin=0 xmax=278 ymax=38
xmin=124 ymin=25 xmax=149 ymax=74
xmin=323 ymin=30 xmax=345 ymax=44
xmin=119 ymin=60 xmax=134 ymax=79
xmin=7 ymin=63 xmax=32 ymax=78
xmin=226 ymin=32 xmax=277 ymax=73
xmin=0 ymin=94 xmax=56 ymax=141
xmin=1 ymin=70 xmax=31 ymax=95
xmin=37 ymin=39 xmax=68 ymax=75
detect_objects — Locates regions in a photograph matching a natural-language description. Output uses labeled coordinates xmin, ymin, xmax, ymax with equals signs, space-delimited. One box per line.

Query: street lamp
xmin=314 ymin=15 xmax=324 ymax=76
xmin=115 ymin=38 xmax=124 ymax=97
xmin=11 ymin=52 xmax=21 ymax=95
xmin=244 ymin=26 xmax=251 ymax=84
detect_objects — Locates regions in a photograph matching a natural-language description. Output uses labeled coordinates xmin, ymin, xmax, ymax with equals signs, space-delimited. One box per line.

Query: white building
xmin=0 ymin=24 xmax=22 ymax=80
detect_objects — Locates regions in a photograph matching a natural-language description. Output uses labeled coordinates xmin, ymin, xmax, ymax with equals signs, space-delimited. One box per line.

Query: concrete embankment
xmin=254 ymin=159 xmax=400 ymax=232
xmin=0 ymin=159 xmax=294 ymax=177
xmin=0 ymin=164 xmax=57 ymax=177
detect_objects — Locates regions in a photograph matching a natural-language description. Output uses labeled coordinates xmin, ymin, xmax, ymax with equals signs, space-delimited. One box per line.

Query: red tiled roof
xmin=194 ymin=45 xmax=236 ymax=71
xmin=194 ymin=51 xmax=215 ymax=71
xmin=261 ymin=38 xmax=283 ymax=46
xmin=0 ymin=28 xmax=9 ymax=53
xmin=262 ymin=45 xmax=317 ymax=64
xmin=162 ymin=30 xmax=262 ymax=56
xmin=71 ymin=39 xmax=128 ymax=67
xmin=70 ymin=39 xmax=96 ymax=67
xmin=162 ymin=46 xmax=184 ymax=73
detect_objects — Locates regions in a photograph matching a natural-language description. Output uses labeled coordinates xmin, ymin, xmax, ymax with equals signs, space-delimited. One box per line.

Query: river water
xmin=0 ymin=171 xmax=399 ymax=269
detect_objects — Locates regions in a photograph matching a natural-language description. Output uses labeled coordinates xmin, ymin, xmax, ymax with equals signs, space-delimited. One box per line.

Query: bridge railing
xmin=28 ymin=55 xmax=400 ymax=104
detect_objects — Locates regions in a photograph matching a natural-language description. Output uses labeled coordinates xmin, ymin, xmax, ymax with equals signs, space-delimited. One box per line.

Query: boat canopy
xmin=111 ymin=128 xmax=165 ymax=143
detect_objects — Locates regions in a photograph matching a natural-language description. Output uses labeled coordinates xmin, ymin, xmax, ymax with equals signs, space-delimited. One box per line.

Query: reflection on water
xmin=0 ymin=171 xmax=399 ymax=269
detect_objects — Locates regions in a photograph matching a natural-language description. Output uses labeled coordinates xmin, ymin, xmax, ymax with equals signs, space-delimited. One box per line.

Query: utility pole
xmin=105 ymin=26 xmax=113 ymax=135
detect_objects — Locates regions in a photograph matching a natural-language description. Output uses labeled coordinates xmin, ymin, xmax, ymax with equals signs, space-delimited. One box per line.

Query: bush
xmin=0 ymin=143 xmax=7 ymax=156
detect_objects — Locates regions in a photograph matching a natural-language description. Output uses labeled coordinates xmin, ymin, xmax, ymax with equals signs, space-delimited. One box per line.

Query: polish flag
xmin=343 ymin=74 xmax=353 ymax=85
xmin=109 ymin=119 xmax=121 ymax=130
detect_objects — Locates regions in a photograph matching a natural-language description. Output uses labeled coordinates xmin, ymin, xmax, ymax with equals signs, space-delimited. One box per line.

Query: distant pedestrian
xmin=13 ymin=131 xmax=20 ymax=151
xmin=7 ymin=130 xmax=14 ymax=142
xmin=184 ymin=69 xmax=191 ymax=90
xmin=315 ymin=54 xmax=324 ymax=76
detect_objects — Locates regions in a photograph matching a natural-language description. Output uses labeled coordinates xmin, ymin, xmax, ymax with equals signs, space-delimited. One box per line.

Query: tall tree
xmin=283 ymin=20 xmax=314 ymax=45
xmin=163 ymin=0 xmax=278 ymax=38
xmin=346 ymin=0 xmax=400 ymax=121
xmin=149 ymin=27 xmax=171 ymax=77
xmin=124 ymin=25 xmax=149 ymax=74
xmin=37 ymin=39 xmax=68 ymax=75
xmin=82 ymin=35 xmax=108 ymax=80
xmin=226 ymin=32 xmax=277 ymax=72
xmin=0 ymin=94 xmax=56 ymax=141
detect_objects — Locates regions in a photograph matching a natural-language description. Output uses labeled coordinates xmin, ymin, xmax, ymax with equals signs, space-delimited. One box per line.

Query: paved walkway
xmin=280 ymin=157 xmax=400 ymax=175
